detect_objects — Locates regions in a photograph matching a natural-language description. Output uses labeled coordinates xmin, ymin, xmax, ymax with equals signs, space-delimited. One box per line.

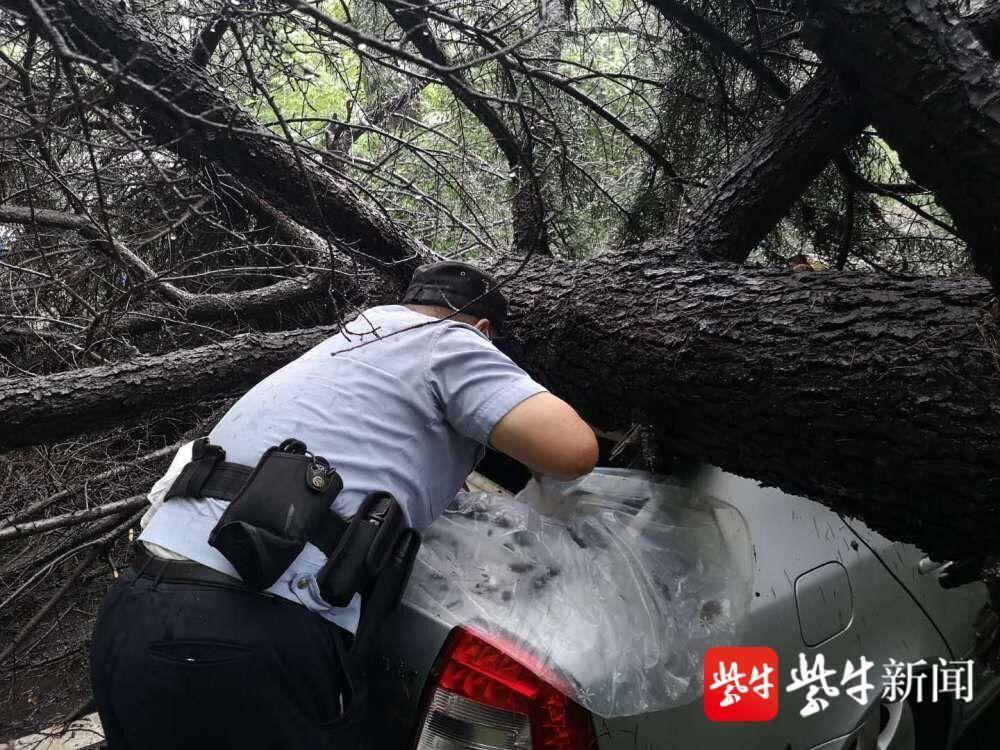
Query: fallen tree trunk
xmin=677 ymin=70 xmax=866 ymax=262
xmin=0 ymin=0 xmax=426 ymax=273
xmin=3 ymin=0 xmax=999 ymax=568
xmin=801 ymin=0 xmax=1000 ymax=286
xmin=0 ymin=326 xmax=335 ymax=448
xmin=2 ymin=253 xmax=999 ymax=562
xmin=500 ymin=250 xmax=1000 ymax=562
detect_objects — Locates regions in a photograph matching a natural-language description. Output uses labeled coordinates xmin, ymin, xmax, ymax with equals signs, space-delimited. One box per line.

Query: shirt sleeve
xmin=427 ymin=324 xmax=548 ymax=445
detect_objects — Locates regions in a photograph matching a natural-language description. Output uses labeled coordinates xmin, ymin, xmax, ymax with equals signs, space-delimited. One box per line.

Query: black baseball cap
xmin=402 ymin=261 xmax=509 ymax=329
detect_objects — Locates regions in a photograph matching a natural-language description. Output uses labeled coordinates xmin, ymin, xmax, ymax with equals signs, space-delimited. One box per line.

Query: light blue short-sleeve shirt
xmin=140 ymin=305 xmax=547 ymax=631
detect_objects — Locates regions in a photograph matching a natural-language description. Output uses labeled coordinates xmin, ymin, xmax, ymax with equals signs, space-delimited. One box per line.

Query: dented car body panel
xmin=367 ymin=465 xmax=997 ymax=749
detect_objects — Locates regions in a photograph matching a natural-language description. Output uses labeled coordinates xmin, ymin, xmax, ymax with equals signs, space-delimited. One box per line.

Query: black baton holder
xmin=317 ymin=492 xmax=406 ymax=608
xmin=336 ymin=527 xmax=422 ymax=735
xmin=351 ymin=528 xmax=422 ymax=662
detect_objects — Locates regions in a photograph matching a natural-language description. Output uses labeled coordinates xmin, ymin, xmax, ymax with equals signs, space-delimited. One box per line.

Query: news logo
xmin=703 ymin=646 xmax=778 ymax=722
xmin=704 ymin=648 xmax=974 ymax=721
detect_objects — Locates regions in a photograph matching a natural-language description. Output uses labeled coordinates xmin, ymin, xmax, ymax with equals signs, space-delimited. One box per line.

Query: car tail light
xmin=413 ymin=627 xmax=597 ymax=750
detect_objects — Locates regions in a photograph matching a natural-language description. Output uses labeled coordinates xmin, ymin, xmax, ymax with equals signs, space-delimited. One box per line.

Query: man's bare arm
xmin=489 ymin=392 xmax=598 ymax=480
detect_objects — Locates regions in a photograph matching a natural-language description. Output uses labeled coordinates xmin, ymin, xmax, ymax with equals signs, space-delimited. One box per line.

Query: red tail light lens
xmin=413 ymin=627 xmax=596 ymax=750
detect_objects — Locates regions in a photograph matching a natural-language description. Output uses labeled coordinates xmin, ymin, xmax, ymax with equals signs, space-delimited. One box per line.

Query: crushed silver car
xmin=366 ymin=465 xmax=1000 ymax=750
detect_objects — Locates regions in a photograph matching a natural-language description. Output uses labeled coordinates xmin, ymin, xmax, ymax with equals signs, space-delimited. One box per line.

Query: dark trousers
xmin=89 ymin=567 xmax=354 ymax=749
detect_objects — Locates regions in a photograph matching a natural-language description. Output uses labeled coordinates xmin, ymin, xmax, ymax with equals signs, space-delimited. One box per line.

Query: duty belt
xmin=159 ymin=436 xmax=421 ymax=651
xmin=170 ymin=454 xmax=349 ymax=557
xmin=152 ymin=435 xmax=422 ymax=724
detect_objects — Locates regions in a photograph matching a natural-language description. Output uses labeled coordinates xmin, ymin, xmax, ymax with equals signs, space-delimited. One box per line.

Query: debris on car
xmin=405 ymin=468 xmax=754 ymax=717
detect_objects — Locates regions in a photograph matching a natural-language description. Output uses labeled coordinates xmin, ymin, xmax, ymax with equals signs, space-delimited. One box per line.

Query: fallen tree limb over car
xmin=3 ymin=250 xmax=1000 ymax=564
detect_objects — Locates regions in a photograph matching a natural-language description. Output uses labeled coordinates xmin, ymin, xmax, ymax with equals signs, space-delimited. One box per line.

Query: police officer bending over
xmin=88 ymin=261 xmax=598 ymax=749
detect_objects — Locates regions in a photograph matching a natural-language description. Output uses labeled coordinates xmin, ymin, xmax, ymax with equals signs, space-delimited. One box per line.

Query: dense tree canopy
xmin=0 ymin=0 xmax=972 ymax=372
xmin=0 ymin=0 xmax=998 ymax=737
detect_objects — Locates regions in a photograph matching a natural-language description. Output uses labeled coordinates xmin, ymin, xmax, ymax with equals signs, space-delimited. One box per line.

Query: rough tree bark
xmin=676 ymin=70 xmax=867 ymax=262
xmin=500 ymin=250 xmax=1000 ymax=564
xmin=3 ymin=0 xmax=1000 ymax=570
xmin=801 ymin=0 xmax=1000 ymax=285
xmin=3 ymin=252 xmax=1000 ymax=564
xmin=0 ymin=326 xmax=335 ymax=448
xmin=0 ymin=0 xmax=425 ymax=273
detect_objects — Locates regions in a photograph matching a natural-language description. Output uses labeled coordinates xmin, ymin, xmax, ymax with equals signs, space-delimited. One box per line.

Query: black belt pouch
xmin=208 ymin=445 xmax=343 ymax=590
xmin=318 ymin=492 xmax=406 ymax=608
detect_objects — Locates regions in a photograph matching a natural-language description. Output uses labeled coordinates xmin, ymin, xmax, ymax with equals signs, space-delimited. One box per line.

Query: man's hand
xmin=489 ymin=393 xmax=598 ymax=481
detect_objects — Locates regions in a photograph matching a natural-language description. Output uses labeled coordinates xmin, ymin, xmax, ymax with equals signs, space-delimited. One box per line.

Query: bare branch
xmin=642 ymin=0 xmax=789 ymax=98
xmin=0 ymin=494 xmax=145 ymax=541
xmin=0 ymin=0 xmax=427 ymax=273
